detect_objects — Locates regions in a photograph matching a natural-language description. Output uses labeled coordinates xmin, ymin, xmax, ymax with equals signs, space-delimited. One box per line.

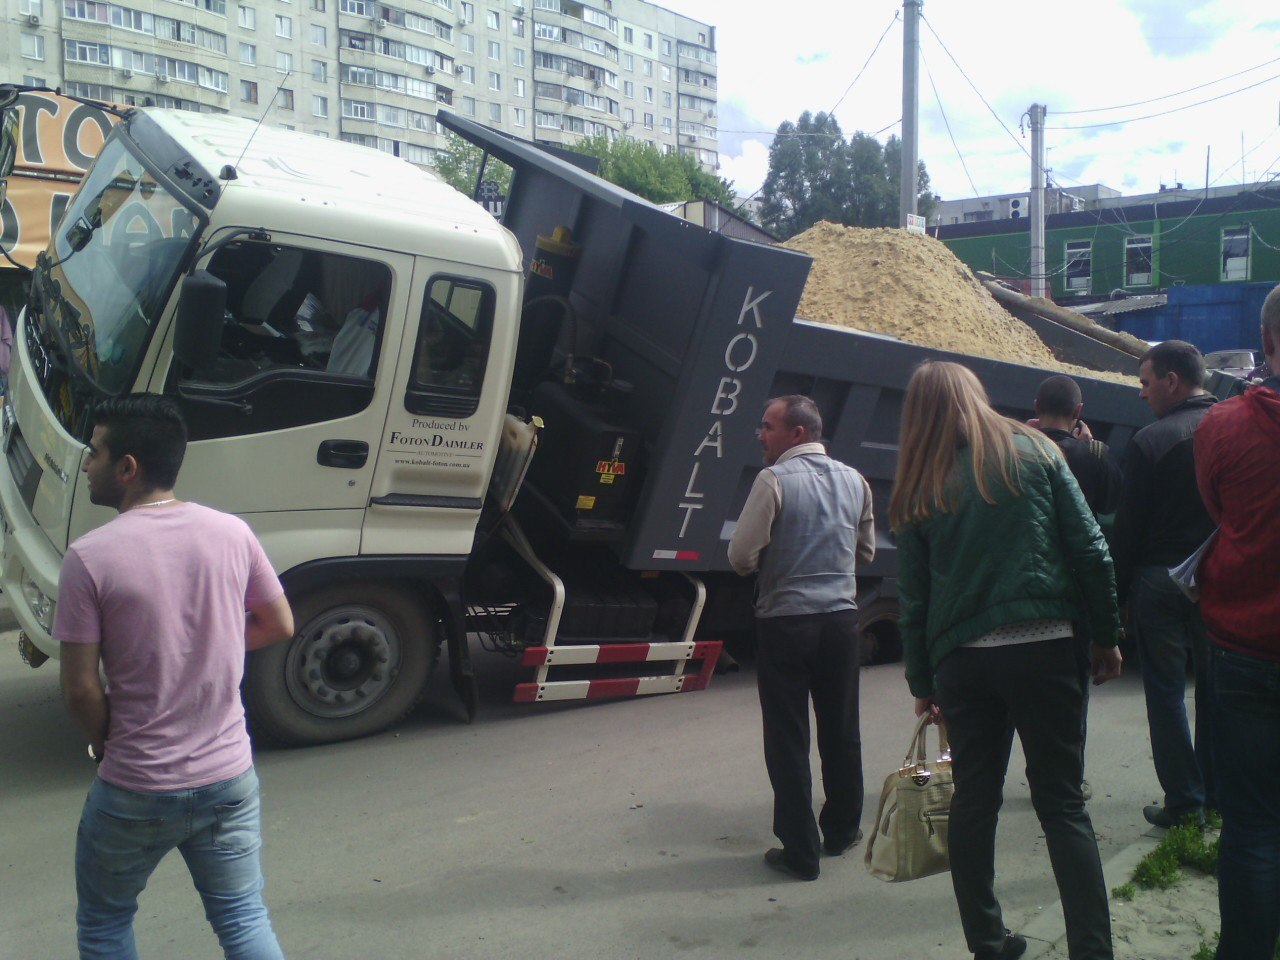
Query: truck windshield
xmin=28 ymin=134 xmax=199 ymax=428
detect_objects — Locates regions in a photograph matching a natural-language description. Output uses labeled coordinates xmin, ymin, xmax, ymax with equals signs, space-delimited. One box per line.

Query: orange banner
xmin=1 ymin=92 xmax=117 ymax=270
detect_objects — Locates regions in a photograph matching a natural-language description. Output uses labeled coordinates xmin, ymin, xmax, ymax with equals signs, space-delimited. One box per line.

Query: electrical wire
xmin=1046 ymin=71 xmax=1280 ymax=130
xmin=921 ymin=48 xmax=980 ymax=198
xmin=920 ymin=15 xmax=1031 ymax=162
xmin=1055 ymin=54 xmax=1280 ymax=115
xmin=826 ymin=11 xmax=900 ymax=117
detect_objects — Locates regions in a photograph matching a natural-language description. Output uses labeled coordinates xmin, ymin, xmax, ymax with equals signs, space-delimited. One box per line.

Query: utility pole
xmin=899 ymin=0 xmax=922 ymax=228
xmin=1028 ymin=103 xmax=1047 ymax=299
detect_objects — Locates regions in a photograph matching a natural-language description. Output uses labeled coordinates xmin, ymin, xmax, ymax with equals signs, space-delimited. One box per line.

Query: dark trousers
xmin=1129 ymin=565 xmax=1213 ymax=814
xmin=935 ymin=639 xmax=1112 ymax=960
xmin=755 ymin=608 xmax=863 ymax=876
xmin=1210 ymin=645 xmax=1280 ymax=960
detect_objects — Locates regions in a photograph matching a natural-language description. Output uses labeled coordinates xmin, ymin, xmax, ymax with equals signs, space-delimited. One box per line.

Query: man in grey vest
xmin=728 ymin=395 xmax=876 ymax=881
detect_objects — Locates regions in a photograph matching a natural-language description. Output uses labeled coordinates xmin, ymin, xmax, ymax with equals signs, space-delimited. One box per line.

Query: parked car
xmin=1205 ymin=349 xmax=1261 ymax=379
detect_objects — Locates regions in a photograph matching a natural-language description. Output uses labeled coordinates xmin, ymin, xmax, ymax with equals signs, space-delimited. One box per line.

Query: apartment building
xmin=5 ymin=0 xmax=718 ymax=170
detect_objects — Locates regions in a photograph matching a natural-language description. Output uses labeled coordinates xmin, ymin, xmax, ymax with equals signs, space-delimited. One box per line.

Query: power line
xmin=1055 ymin=54 xmax=1280 ymax=115
xmin=1046 ymin=71 xmax=1280 ymax=130
xmin=921 ymin=48 xmax=980 ymax=198
xmin=826 ymin=11 xmax=900 ymax=117
xmin=920 ymin=14 xmax=1031 ymax=162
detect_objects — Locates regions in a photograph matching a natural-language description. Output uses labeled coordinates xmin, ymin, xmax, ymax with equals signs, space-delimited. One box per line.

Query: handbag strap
xmin=903 ymin=714 xmax=951 ymax=767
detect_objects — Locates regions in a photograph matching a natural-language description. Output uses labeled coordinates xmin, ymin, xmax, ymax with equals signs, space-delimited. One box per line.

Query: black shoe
xmin=1143 ymin=804 xmax=1206 ymax=829
xmin=974 ymin=931 xmax=1027 ymax=960
xmin=823 ymin=828 xmax=865 ymax=856
xmin=763 ymin=848 xmax=818 ymax=881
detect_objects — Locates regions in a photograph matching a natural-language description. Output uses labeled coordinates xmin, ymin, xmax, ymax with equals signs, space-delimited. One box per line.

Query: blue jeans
xmin=75 ymin=766 xmax=285 ymax=960
xmin=1129 ymin=565 xmax=1213 ymax=814
xmin=1210 ymin=646 xmax=1280 ymax=960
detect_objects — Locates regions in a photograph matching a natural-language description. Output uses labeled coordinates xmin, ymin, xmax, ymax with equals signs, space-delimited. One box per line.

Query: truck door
xmin=360 ymin=259 xmax=515 ymax=558
xmin=156 ymin=235 xmax=413 ymax=560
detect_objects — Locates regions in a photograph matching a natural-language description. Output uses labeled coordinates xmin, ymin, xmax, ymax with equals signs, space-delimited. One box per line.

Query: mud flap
xmin=435 ymin=577 xmax=478 ymax=723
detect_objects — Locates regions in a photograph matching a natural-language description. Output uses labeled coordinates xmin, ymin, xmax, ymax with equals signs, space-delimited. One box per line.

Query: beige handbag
xmin=865 ymin=713 xmax=954 ymax=882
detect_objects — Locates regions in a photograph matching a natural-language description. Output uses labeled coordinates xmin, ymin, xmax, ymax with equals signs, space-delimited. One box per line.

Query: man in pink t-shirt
xmin=55 ymin=394 xmax=294 ymax=960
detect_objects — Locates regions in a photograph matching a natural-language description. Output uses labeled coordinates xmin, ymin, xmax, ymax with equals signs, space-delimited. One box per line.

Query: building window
xmin=623 ymin=52 xmax=633 ymax=71
xmin=21 ymin=0 xmax=42 ymax=13
xmin=513 ymin=106 xmax=526 ymax=126
xmin=661 ymin=38 xmax=670 ymax=56
xmin=488 ymin=40 xmax=500 ymax=60
xmin=962 ymin=210 xmax=993 ymax=223
xmin=312 ymin=59 xmax=326 ymax=81
xmin=513 ymin=77 xmax=524 ymax=97
xmin=279 ymin=88 xmax=294 ymax=109
xmin=511 ymin=17 xmax=524 ymax=37
xmin=623 ymin=80 xmax=633 ymax=97
xmin=642 ymin=112 xmax=653 ymax=129
xmin=275 ymin=14 xmax=291 ymax=36
xmin=661 ymin=64 xmax=671 ymax=82
xmin=461 ymin=33 xmax=474 ymax=53
xmin=239 ymin=42 xmax=256 ymax=63
xmin=21 ymin=32 xmax=45 ymax=60
xmin=662 ymin=116 xmax=671 ymax=133
xmin=22 ymin=74 xmax=46 ymax=85
xmin=1065 ymin=240 xmax=1092 ymax=293
xmin=313 ymin=94 xmax=329 ymax=117
xmin=662 ymin=91 xmax=671 ymax=108
xmin=489 ymin=102 xmax=501 ymax=122
xmin=461 ymin=96 xmax=476 ymax=116
xmin=642 ymin=32 xmax=651 ymax=49
xmin=1125 ymin=236 xmax=1153 ymax=286
xmin=312 ymin=0 xmax=325 ymax=10
xmin=512 ymin=47 xmax=525 ymax=67
xmin=622 ymin=25 xmax=632 ymax=43
xmin=311 ymin=23 xmax=326 ymax=44
xmin=276 ymin=51 xmax=292 ymax=72
xmin=485 ymin=9 xmax=497 ymax=28
xmin=643 ymin=86 xmax=652 ymax=103
xmin=459 ymin=65 xmax=474 ymax=84
xmin=643 ymin=59 xmax=652 ymax=77
xmin=488 ymin=71 xmax=500 ymax=91
xmin=238 ymin=4 xmax=255 ymax=27
xmin=1222 ymin=227 xmax=1250 ymax=281
xmin=241 ymin=79 xmax=258 ymax=102
xmin=459 ymin=0 xmax=471 ymax=22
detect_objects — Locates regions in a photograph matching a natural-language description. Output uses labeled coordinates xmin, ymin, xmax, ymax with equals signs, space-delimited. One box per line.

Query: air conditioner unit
xmin=156 ymin=72 xmax=168 ymax=83
xmin=26 ymin=13 xmax=40 ymax=26
xmin=121 ymin=68 xmax=135 ymax=79
xmin=374 ymin=17 xmax=385 ymax=28
xmin=425 ymin=65 xmax=435 ymax=75
xmin=455 ymin=64 xmax=465 ymax=73
xmin=685 ymin=134 xmax=696 ymax=143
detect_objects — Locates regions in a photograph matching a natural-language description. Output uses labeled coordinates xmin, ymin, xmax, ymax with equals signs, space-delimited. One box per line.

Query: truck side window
xmin=172 ymin=242 xmax=393 ymax=440
xmin=405 ymin=277 xmax=493 ymax=419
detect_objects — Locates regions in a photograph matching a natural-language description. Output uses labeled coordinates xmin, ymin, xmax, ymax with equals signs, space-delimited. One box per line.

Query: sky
xmin=663 ymin=0 xmax=1280 ymax=208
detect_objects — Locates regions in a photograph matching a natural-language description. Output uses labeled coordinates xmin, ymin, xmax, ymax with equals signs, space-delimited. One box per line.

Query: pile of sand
xmin=782 ymin=222 xmax=1129 ymax=381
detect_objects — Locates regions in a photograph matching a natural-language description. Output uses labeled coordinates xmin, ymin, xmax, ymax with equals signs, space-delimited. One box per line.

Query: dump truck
xmin=0 ymin=104 xmax=1154 ymax=747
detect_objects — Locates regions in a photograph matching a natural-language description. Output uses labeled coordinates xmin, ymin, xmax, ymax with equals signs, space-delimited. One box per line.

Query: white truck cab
xmin=1 ymin=108 xmax=527 ymax=741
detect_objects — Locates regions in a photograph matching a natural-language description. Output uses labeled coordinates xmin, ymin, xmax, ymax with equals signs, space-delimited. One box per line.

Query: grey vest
xmin=755 ymin=452 xmax=866 ymax=618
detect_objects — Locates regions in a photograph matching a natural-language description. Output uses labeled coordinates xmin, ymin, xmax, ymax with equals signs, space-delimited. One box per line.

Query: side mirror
xmin=174 ymin=270 xmax=226 ymax=374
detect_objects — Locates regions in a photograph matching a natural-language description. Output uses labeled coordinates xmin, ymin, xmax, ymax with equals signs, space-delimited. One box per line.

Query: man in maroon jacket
xmin=1194 ymin=285 xmax=1280 ymax=960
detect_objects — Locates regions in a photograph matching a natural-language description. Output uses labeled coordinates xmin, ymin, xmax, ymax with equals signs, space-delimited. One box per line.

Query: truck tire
xmin=858 ymin=598 xmax=902 ymax=666
xmin=245 ymin=582 xmax=437 ymax=747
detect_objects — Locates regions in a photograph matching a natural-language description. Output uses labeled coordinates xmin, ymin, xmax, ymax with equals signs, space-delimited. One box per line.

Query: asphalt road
xmin=0 ymin=629 xmax=1172 ymax=960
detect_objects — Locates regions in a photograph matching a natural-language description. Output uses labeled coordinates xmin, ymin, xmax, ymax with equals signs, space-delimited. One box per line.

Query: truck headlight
xmin=22 ymin=573 xmax=55 ymax=633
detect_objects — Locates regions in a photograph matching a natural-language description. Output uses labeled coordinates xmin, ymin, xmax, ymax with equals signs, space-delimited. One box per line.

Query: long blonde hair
xmin=889 ymin=361 xmax=1056 ymax=530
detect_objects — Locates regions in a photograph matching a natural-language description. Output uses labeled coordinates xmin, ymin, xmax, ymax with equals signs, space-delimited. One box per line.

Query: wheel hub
xmin=286 ymin=607 xmax=399 ymax=718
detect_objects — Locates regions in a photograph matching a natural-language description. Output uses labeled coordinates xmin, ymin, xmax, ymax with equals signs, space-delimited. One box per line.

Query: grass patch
xmin=1191 ymin=935 xmax=1217 ymax=960
xmin=1111 ymin=882 xmax=1135 ymax=901
xmin=1129 ymin=821 xmax=1219 ymax=891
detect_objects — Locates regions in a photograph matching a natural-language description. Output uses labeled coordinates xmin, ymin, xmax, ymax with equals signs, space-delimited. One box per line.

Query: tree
xmin=571 ymin=135 xmax=740 ymax=209
xmin=759 ymin=112 xmax=939 ymax=239
xmin=431 ymin=132 xmax=512 ymax=197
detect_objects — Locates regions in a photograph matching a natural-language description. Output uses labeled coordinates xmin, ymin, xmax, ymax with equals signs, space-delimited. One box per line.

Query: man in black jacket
xmin=1034 ymin=375 xmax=1123 ymax=803
xmin=1034 ymin=375 xmax=1122 ymax=517
xmin=1112 ymin=340 xmax=1217 ymax=829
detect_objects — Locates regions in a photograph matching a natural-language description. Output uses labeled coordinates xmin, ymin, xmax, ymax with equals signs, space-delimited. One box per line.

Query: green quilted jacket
xmin=898 ymin=433 xmax=1121 ymax=698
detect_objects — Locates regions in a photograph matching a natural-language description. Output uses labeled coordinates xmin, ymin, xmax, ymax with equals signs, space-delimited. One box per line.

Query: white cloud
xmin=668 ymin=0 xmax=1280 ymax=206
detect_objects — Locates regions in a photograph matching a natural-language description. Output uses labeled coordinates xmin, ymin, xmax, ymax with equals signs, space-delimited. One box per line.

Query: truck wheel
xmin=245 ymin=583 xmax=437 ymax=747
xmin=858 ymin=599 xmax=902 ymax=665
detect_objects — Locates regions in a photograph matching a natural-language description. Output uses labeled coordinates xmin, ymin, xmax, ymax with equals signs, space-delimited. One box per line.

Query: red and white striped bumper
xmin=513 ymin=640 xmax=723 ymax=703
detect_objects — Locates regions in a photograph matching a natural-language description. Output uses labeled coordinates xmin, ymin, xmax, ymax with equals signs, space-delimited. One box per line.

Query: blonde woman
xmin=891 ymin=362 xmax=1123 ymax=960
